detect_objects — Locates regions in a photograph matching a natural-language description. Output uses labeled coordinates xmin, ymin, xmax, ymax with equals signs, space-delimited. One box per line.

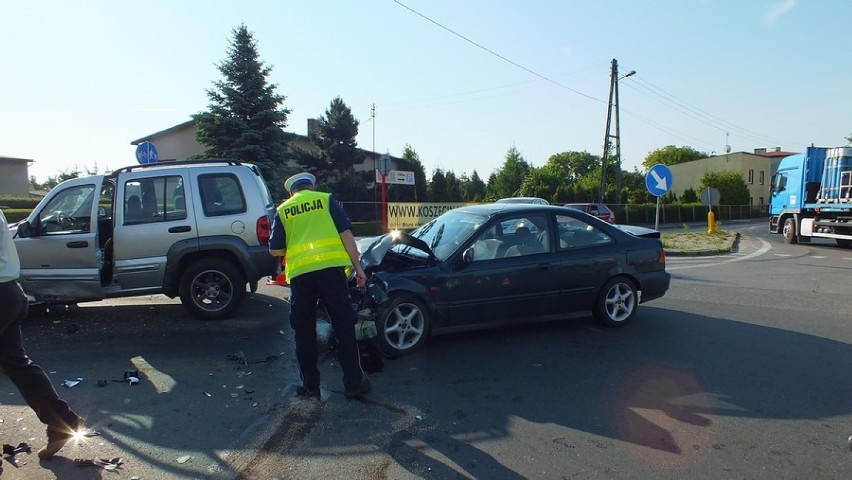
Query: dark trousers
xmin=289 ymin=268 xmax=363 ymax=391
xmin=0 ymin=281 xmax=80 ymax=429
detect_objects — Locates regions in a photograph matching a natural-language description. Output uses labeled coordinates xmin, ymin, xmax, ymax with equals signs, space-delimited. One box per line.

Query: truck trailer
xmin=769 ymin=146 xmax=852 ymax=247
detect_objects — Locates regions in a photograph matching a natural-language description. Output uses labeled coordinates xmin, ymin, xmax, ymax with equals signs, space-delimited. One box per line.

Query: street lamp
xmin=613 ymin=68 xmax=635 ymax=206
xmin=598 ymin=59 xmax=636 ymax=206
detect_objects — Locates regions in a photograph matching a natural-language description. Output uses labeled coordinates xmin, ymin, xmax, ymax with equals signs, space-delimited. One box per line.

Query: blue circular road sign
xmin=136 ymin=141 xmax=159 ymax=165
xmin=645 ymin=163 xmax=673 ymax=197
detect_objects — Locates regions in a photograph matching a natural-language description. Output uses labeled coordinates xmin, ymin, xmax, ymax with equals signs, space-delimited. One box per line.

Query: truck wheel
xmin=782 ymin=218 xmax=798 ymax=244
xmin=836 ymin=239 xmax=852 ymax=248
xmin=179 ymin=259 xmax=246 ymax=320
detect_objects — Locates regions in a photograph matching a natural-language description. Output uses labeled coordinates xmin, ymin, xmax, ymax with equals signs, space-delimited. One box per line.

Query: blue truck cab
xmin=769 ymin=146 xmax=852 ymax=247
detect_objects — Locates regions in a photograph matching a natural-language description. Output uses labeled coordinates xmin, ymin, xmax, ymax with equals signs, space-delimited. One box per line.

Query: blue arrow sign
xmin=645 ymin=164 xmax=673 ymax=197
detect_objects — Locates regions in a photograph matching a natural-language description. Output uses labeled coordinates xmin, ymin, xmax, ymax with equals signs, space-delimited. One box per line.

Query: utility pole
xmin=371 ymin=103 xmax=378 ymax=228
xmin=598 ymin=60 xmax=617 ymax=204
xmin=598 ymin=59 xmax=635 ymax=206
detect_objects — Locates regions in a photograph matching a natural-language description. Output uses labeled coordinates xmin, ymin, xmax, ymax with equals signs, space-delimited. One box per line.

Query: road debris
xmin=63 ymin=378 xmax=83 ymax=388
xmin=3 ymin=442 xmax=32 ymax=466
xmin=227 ymin=351 xmax=285 ymax=365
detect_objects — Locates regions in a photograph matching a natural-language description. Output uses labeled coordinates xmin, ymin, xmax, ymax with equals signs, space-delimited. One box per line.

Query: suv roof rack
xmin=110 ymin=158 xmax=245 ymax=176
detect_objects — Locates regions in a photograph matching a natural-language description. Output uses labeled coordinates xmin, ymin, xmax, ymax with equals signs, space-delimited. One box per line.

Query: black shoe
xmin=38 ymin=417 xmax=85 ymax=460
xmin=344 ymin=378 xmax=371 ymax=398
xmin=296 ymin=385 xmax=320 ymax=398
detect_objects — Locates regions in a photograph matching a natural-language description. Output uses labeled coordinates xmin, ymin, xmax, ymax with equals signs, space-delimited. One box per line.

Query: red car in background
xmin=564 ymin=203 xmax=616 ymax=223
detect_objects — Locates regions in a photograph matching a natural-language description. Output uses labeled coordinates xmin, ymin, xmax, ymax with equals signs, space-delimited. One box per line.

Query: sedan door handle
xmin=66 ymin=241 xmax=88 ymax=248
xmin=168 ymin=225 xmax=192 ymax=233
xmin=536 ymin=263 xmax=550 ymax=271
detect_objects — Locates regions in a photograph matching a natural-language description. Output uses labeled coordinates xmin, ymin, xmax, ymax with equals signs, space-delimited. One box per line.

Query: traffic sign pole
xmin=381 ymin=174 xmax=387 ymax=233
xmin=645 ymin=164 xmax=673 ymax=230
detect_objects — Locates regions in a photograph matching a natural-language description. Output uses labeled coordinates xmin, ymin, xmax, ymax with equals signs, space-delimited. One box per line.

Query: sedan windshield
xmin=398 ymin=210 xmax=487 ymax=260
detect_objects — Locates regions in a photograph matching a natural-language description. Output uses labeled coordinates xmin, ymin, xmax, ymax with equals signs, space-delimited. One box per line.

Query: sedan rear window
xmin=556 ymin=215 xmax=613 ymax=250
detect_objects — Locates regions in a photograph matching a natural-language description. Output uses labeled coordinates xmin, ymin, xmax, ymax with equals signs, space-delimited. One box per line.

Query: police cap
xmin=284 ymin=172 xmax=316 ymax=193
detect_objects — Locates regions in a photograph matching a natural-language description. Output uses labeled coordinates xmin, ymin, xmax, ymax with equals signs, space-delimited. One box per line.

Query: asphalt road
xmin=0 ymin=286 xmax=298 ymax=480
xmin=2 ymin=220 xmax=851 ymax=479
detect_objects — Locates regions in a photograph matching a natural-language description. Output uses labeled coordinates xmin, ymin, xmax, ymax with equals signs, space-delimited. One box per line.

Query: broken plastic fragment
xmin=99 ymin=457 xmax=123 ymax=470
xmin=176 ymin=455 xmax=191 ymax=464
xmin=3 ymin=442 xmax=32 ymax=456
xmin=63 ymin=378 xmax=83 ymax=388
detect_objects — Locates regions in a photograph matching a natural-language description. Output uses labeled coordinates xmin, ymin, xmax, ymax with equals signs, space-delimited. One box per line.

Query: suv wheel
xmin=179 ymin=259 xmax=246 ymax=320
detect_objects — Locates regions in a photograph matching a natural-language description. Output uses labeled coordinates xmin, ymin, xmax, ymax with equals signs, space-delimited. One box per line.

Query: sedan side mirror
xmin=462 ymin=246 xmax=475 ymax=264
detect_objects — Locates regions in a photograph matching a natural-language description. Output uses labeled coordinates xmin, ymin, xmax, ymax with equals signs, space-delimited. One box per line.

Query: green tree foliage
xmin=194 ymin=24 xmax=292 ymax=200
xmin=30 ymin=163 xmax=103 ymax=190
xmin=846 ymin=132 xmax=852 ymax=144
xmin=427 ymin=169 xmax=447 ymax=201
xmin=622 ymin=170 xmax=652 ymax=204
xmin=547 ymin=151 xmax=599 ymax=182
xmin=392 ymin=144 xmax=427 ymax=202
xmin=642 ymin=145 xmax=708 ymax=170
xmin=488 ymin=146 xmax=531 ymax=199
xmin=463 ymin=171 xmax=487 ymax=201
xmin=302 ymin=97 xmax=365 ymax=186
xmin=699 ymin=170 xmax=750 ymax=205
xmin=330 ymin=171 xmax=372 ymax=201
xmin=681 ymin=187 xmax=698 ymax=203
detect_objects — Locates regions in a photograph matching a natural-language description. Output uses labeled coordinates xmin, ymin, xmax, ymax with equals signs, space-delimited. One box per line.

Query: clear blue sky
xmin=2 ymin=0 xmax=850 ymax=183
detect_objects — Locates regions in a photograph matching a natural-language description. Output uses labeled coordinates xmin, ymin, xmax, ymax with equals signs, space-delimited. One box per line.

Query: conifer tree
xmin=194 ymin=24 xmax=292 ymax=200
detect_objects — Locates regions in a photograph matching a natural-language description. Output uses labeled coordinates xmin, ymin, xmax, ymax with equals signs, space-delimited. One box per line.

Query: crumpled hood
xmin=357 ymin=231 xmax=436 ymax=268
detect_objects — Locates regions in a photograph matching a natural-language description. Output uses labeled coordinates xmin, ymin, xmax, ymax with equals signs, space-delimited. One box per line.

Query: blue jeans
xmin=0 ymin=281 xmax=80 ymax=429
xmin=289 ymin=268 xmax=364 ymax=391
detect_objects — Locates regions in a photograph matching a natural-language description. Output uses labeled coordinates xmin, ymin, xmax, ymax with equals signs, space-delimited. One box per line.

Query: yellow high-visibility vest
xmin=278 ymin=190 xmax=351 ymax=281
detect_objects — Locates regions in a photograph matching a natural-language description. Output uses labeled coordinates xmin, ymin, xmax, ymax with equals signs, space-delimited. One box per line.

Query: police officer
xmin=269 ymin=172 xmax=370 ymax=398
xmin=0 ymin=209 xmax=85 ymax=459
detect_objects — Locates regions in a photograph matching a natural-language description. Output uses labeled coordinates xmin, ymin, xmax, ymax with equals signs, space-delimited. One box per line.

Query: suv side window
xmin=36 ymin=184 xmax=96 ymax=235
xmin=124 ymin=175 xmax=185 ymax=225
xmin=199 ymin=173 xmax=247 ymax=217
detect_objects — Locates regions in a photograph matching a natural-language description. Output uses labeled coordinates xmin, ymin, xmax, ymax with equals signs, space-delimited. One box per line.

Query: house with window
xmin=667 ymin=148 xmax=794 ymax=209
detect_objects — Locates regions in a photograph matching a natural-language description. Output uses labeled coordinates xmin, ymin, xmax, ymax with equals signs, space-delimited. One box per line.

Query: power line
xmin=393 ymin=0 xmax=604 ymax=104
xmin=392 ymin=1 xmax=794 ymax=157
xmin=624 ymin=76 xmax=787 ymax=147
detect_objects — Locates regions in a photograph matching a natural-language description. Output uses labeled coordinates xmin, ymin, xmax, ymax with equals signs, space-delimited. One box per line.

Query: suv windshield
xmin=395 ymin=210 xmax=487 ymax=260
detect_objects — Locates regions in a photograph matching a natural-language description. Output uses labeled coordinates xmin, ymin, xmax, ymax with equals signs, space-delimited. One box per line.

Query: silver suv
xmin=13 ymin=160 xmax=278 ymax=320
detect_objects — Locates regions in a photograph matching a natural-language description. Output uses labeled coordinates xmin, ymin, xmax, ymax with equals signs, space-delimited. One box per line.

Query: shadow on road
xmin=269 ymin=306 xmax=851 ymax=478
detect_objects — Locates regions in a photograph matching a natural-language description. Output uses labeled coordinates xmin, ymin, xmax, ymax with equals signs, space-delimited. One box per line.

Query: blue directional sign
xmin=645 ymin=163 xmax=673 ymax=197
xmin=135 ymin=141 xmax=159 ymax=165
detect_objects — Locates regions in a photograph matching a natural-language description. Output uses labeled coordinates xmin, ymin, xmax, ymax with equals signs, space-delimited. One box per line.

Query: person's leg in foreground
xmin=0 ymin=281 xmax=84 ymax=459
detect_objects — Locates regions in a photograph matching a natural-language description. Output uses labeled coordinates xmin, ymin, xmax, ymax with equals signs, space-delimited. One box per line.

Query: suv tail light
xmin=256 ymin=216 xmax=271 ymax=246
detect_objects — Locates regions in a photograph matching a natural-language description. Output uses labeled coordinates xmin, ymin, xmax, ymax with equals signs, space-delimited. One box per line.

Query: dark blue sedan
xmin=355 ymin=203 xmax=671 ymax=356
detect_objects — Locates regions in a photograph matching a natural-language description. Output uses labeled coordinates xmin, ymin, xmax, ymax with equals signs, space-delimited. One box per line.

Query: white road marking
xmin=667 ymin=237 xmax=772 ymax=271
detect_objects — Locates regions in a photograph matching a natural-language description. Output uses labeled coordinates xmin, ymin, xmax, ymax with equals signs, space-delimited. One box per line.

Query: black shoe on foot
xmin=38 ymin=417 xmax=85 ymax=460
xmin=344 ymin=378 xmax=371 ymax=398
xmin=296 ymin=385 xmax=320 ymax=398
